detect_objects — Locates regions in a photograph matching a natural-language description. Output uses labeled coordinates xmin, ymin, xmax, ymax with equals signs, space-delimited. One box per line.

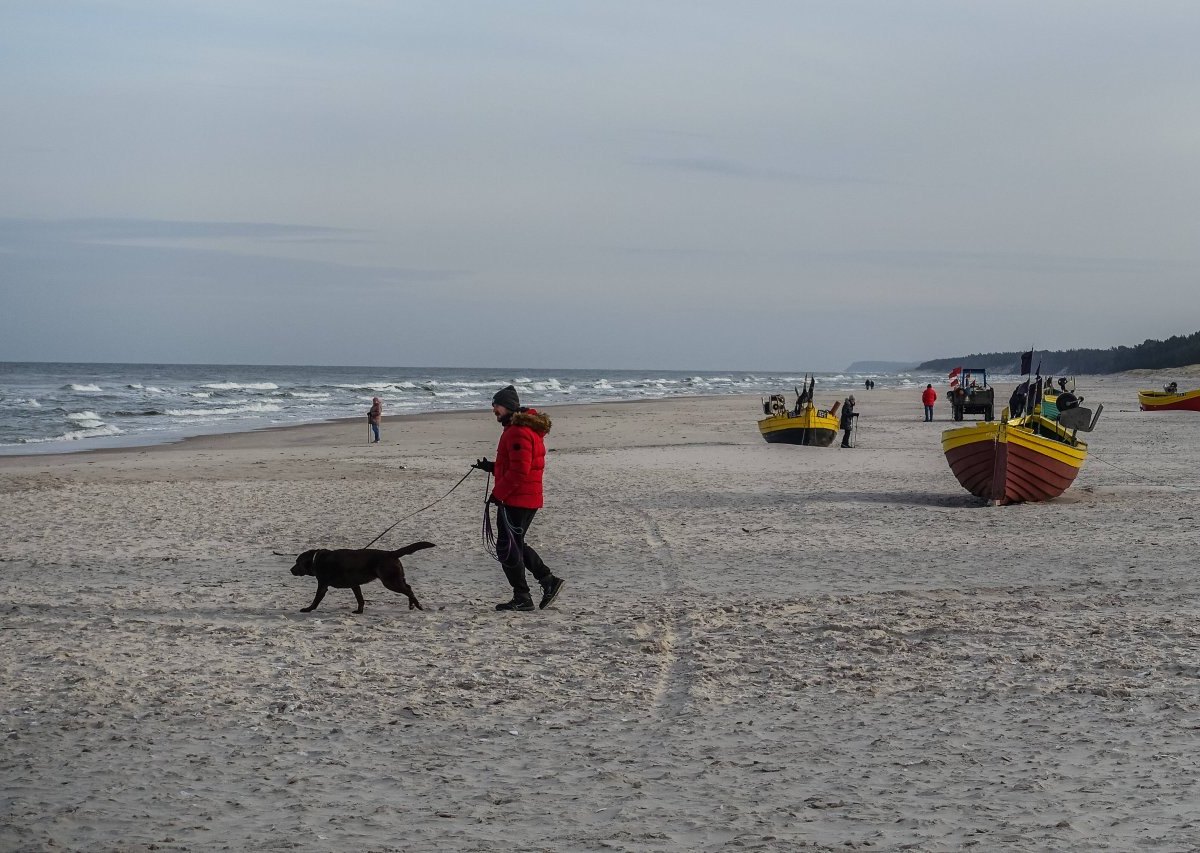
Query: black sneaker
xmin=495 ymin=598 xmax=534 ymax=612
xmin=539 ymin=577 xmax=565 ymax=610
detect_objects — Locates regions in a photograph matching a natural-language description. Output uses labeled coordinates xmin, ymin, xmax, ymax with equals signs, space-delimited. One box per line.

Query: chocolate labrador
xmin=290 ymin=541 xmax=435 ymax=614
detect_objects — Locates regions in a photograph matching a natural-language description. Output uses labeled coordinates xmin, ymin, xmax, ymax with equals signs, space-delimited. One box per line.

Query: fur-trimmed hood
xmin=511 ymin=408 xmax=551 ymax=436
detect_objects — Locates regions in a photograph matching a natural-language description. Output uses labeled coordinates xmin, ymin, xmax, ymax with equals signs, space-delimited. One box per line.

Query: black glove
xmin=473 ymin=458 xmax=494 ymax=473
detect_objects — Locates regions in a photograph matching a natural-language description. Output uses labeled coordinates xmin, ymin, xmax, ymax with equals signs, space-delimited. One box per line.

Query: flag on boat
xmin=1020 ymin=351 xmax=1033 ymax=375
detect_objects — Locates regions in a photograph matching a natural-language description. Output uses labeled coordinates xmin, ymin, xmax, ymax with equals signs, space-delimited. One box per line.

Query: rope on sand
xmin=1088 ymin=450 xmax=1200 ymax=492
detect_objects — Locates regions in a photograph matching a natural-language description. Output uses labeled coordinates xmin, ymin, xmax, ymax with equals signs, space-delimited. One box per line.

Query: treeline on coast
xmin=918 ymin=330 xmax=1200 ymax=375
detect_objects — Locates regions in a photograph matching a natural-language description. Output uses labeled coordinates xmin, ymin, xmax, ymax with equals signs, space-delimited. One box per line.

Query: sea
xmin=0 ymin=362 xmax=950 ymax=455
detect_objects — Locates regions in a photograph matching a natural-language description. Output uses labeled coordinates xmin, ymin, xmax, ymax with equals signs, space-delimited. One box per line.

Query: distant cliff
xmin=917 ymin=330 xmax=1200 ymax=375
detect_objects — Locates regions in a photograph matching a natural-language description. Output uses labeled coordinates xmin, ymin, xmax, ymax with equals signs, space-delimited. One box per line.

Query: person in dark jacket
xmin=840 ymin=395 xmax=857 ymax=447
xmin=1009 ymin=381 xmax=1029 ymax=416
xmin=367 ymin=396 xmax=383 ymax=442
xmin=473 ymin=385 xmax=565 ymax=612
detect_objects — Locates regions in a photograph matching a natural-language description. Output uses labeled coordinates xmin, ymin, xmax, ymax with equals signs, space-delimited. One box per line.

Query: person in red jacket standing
xmin=473 ymin=385 xmax=565 ymax=612
xmin=921 ymin=384 xmax=937 ymax=421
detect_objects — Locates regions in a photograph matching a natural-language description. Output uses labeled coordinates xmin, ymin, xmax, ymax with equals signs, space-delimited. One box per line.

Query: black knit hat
xmin=492 ymin=385 xmax=520 ymax=411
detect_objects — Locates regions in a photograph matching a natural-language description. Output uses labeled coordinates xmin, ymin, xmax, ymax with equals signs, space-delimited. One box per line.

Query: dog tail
xmin=390 ymin=541 xmax=436 ymax=558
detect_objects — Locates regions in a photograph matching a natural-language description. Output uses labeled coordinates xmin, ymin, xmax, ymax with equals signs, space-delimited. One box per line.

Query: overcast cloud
xmin=2 ymin=1 xmax=1198 ymax=370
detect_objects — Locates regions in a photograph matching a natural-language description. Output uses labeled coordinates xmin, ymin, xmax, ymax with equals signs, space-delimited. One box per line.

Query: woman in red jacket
xmin=921 ymin=384 xmax=937 ymax=422
xmin=475 ymin=385 xmax=565 ymax=612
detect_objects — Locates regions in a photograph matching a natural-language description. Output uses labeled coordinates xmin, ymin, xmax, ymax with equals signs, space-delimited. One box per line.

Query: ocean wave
xmin=411 ymin=379 xmax=526 ymax=393
xmin=65 ymin=383 xmax=103 ymax=392
xmin=281 ymin=391 xmax=332 ymax=399
xmin=525 ymin=378 xmax=571 ymax=393
xmin=114 ymin=409 xmax=166 ymax=417
xmin=67 ymin=411 xmax=105 ymax=428
xmin=200 ymin=382 xmax=279 ymax=391
xmin=609 ymin=377 xmax=680 ymax=388
xmin=19 ymin=423 xmax=125 ymax=443
xmin=332 ymin=382 xmax=419 ymax=392
xmin=165 ymin=402 xmax=283 ymax=417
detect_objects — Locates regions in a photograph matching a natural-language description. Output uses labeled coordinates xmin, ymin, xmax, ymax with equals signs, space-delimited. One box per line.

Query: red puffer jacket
xmin=491 ymin=409 xmax=552 ymax=509
xmin=922 ymin=387 xmax=937 ymax=406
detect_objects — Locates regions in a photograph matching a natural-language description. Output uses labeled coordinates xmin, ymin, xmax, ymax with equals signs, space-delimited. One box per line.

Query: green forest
xmin=918 ymin=330 xmax=1200 ymax=374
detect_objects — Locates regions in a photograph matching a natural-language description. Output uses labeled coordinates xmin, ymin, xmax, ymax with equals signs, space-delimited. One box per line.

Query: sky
xmin=2 ymin=1 xmax=1199 ymax=371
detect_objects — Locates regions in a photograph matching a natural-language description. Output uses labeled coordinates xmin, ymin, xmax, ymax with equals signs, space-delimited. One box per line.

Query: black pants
xmin=496 ymin=504 xmax=552 ymax=600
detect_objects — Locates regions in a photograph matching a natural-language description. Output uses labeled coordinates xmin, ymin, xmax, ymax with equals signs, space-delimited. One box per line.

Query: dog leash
xmin=480 ymin=471 xmax=498 ymax=558
xmin=479 ymin=472 xmax=525 ymax=564
xmin=363 ymin=467 xmax=477 ymax=548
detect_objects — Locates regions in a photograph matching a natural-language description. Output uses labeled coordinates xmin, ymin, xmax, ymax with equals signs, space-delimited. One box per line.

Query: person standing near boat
xmin=840 ymin=395 xmax=857 ymax=447
xmin=367 ymin=396 xmax=383 ymax=443
xmin=474 ymin=385 xmax=565 ymax=612
xmin=922 ymin=384 xmax=937 ymax=421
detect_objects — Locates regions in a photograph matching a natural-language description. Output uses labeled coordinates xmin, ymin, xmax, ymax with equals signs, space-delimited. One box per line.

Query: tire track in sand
xmin=636 ymin=508 xmax=697 ymax=720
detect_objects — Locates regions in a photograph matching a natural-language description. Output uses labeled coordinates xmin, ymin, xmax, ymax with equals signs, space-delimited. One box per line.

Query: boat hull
xmin=1138 ymin=389 xmax=1200 ymax=412
xmin=758 ymin=410 xmax=839 ymax=446
xmin=941 ymin=416 xmax=1087 ymax=504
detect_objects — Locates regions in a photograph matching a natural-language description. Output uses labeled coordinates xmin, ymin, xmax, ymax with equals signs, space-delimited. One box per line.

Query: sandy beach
xmin=3 ymin=374 xmax=1200 ymax=852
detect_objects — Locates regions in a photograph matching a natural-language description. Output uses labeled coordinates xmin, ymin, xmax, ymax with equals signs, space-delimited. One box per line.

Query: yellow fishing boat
xmin=941 ymin=378 xmax=1101 ymax=504
xmin=1138 ymin=383 xmax=1200 ymax=412
xmin=758 ymin=376 xmax=840 ymax=446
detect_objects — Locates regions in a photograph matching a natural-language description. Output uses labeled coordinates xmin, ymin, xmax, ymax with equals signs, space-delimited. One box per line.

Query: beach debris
xmin=804 ymin=795 xmax=846 ymax=809
xmin=741 ymin=526 xmax=773 ymax=533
